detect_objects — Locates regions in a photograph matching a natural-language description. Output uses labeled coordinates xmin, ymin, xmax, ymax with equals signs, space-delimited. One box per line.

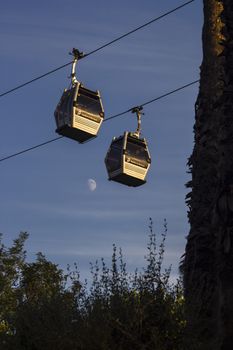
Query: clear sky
xmin=0 ymin=0 xmax=202 ymax=280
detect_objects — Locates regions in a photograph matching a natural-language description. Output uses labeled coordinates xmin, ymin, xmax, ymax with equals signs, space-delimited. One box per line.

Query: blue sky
xmin=0 ymin=0 xmax=202 ymax=280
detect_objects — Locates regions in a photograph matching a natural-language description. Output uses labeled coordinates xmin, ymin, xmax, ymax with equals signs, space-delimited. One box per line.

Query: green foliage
xmin=0 ymin=232 xmax=28 ymax=337
xmin=0 ymin=220 xmax=186 ymax=350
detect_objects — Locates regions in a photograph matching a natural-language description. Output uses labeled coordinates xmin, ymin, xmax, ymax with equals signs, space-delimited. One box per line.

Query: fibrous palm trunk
xmin=184 ymin=1 xmax=233 ymax=349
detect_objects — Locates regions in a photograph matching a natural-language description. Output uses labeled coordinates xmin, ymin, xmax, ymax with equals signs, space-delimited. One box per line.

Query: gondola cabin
xmin=54 ymin=82 xmax=104 ymax=143
xmin=105 ymin=131 xmax=151 ymax=187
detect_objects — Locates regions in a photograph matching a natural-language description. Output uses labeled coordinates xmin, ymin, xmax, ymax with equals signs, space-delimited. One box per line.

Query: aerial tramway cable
xmin=0 ymin=0 xmax=196 ymax=99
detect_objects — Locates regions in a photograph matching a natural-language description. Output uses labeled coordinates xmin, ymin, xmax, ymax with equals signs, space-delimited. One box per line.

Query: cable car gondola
xmin=54 ymin=48 xmax=104 ymax=143
xmin=105 ymin=107 xmax=151 ymax=187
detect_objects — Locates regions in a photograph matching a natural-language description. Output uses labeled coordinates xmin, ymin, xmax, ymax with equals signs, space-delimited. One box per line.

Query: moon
xmin=87 ymin=178 xmax=97 ymax=192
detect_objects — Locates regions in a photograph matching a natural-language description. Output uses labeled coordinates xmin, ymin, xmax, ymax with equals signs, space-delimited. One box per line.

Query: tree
xmin=0 ymin=222 xmax=185 ymax=350
xmin=183 ymin=1 xmax=233 ymax=349
xmin=0 ymin=232 xmax=28 ymax=341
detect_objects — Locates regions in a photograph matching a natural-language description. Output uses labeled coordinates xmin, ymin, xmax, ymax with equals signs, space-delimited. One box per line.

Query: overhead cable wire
xmin=84 ymin=0 xmax=196 ymax=58
xmin=0 ymin=0 xmax=195 ymax=99
xmin=104 ymin=79 xmax=200 ymax=122
xmin=0 ymin=79 xmax=200 ymax=163
xmin=0 ymin=62 xmax=73 ymax=99
xmin=0 ymin=136 xmax=63 ymax=163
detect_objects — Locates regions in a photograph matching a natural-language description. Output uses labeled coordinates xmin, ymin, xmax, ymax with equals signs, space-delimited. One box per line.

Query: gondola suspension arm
xmin=69 ymin=48 xmax=84 ymax=86
xmin=131 ymin=106 xmax=144 ymax=138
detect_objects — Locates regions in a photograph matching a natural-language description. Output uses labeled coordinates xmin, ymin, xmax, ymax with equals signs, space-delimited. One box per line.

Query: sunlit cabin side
xmin=54 ymin=82 xmax=104 ymax=143
xmin=105 ymin=132 xmax=151 ymax=187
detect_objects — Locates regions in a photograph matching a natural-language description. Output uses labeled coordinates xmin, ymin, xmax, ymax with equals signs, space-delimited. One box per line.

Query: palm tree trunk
xmin=184 ymin=1 xmax=233 ymax=349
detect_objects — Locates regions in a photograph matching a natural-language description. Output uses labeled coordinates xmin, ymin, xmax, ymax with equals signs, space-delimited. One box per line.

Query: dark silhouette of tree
xmin=0 ymin=221 xmax=185 ymax=350
xmin=183 ymin=1 xmax=233 ymax=349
